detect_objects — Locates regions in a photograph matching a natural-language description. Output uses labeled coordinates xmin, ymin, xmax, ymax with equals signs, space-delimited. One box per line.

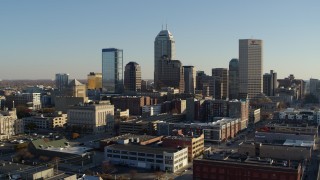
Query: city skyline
xmin=1 ymin=1 xmax=320 ymax=80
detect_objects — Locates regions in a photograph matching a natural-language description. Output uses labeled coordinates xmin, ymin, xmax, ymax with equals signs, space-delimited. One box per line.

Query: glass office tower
xmin=102 ymin=48 xmax=123 ymax=94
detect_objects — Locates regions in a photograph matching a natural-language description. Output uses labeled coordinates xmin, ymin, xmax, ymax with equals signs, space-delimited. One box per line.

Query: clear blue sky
xmin=1 ymin=0 xmax=319 ymax=80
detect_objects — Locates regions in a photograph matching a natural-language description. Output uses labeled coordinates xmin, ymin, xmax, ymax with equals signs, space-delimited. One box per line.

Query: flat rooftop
xmin=42 ymin=146 xmax=92 ymax=155
xmin=200 ymin=154 xmax=300 ymax=171
xmin=106 ymin=144 xmax=184 ymax=154
xmin=101 ymin=134 xmax=160 ymax=143
xmin=0 ymin=161 xmax=31 ymax=174
xmin=283 ymin=139 xmax=314 ymax=147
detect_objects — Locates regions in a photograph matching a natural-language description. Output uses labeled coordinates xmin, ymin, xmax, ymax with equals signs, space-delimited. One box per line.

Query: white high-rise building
xmin=154 ymin=28 xmax=176 ymax=90
xmin=239 ymin=39 xmax=263 ymax=99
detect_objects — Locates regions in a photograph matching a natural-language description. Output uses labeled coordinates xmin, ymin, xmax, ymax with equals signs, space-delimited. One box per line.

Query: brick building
xmin=194 ymin=156 xmax=302 ymax=180
xmin=111 ymin=96 xmax=152 ymax=116
xmin=162 ymin=134 xmax=204 ymax=161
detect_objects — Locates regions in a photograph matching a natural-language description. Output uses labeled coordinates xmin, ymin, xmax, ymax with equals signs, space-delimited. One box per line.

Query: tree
xmin=154 ymin=171 xmax=164 ymax=180
xmin=101 ymin=161 xmax=115 ymax=173
xmin=39 ymin=156 xmax=49 ymax=162
xmin=129 ymin=170 xmax=137 ymax=180
xmin=25 ymin=122 xmax=37 ymax=131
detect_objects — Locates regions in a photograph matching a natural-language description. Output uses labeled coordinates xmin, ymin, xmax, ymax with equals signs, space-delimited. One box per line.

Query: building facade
xmin=239 ymin=39 xmax=263 ymax=99
xmin=212 ymin=68 xmax=228 ymax=99
xmin=228 ymin=58 xmax=239 ymax=100
xmin=68 ymin=103 xmax=114 ymax=135
xmin=23 ymin=113 xmax=67 ymax=129
xmin=183 ymin=66 xmax=196 ymax=94
xmin=124 ymin=62 xmax=141 ymax=92
xmin=105 ymin=143 xmax=188 ymax=173
xmin=263 ymin=70 xmax=277 ymax=96
xmin=87 ymin=72 xmax=102 ymax=90
xmin=0 ymin=109 xmax=18 ymax=140
xmin=55 ymin=73 xmax=69 ymax=92
xmin=6 ymin=93 xmax=41 ymax=110
xmin=157 ymin=57 xmax=184 ymax=93
xmin=65 ymin=79 xmax=86 ymax=98
xmin=154 ymin=28 xmax=175 ymax=90
xmin=162 ymin=134 xmax=204 ymax=162
xmin=102 ymin=48 xmax=123 ymax=94
xmin=193 ymin=157 xmax=302 ymax=180
xmin=111 ymin=96 xmax=152 ymax=116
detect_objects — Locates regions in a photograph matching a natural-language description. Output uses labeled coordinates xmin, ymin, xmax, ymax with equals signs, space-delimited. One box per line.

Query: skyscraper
xmin=154 ymin=28 xmax=175 ymax=90
xmin=55 ymin=73 xmax=69 ymax=92
xmin=263 ymin=70 xmax=277 ymax=96
xmin=212 ymin=68 xmax=228 ymax=99
xmin=229 ymin=59 xmax=239 ymax=100
xmin=158 ymin=57 xmax=184 ymax=92
xmin=124 ymin=62 xmax=141 ymax=92
xmin=183 ymin=66 xmax=196 ymax=94
xmin=102 ymin=48 xmax=123 ymax=94
xmin=239 ymin=39 xmax=263 ymax=99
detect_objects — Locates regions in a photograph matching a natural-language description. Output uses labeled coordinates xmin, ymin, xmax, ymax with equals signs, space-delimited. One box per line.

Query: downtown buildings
xmin=102 ymin=48 xmax=124 ymax=94
xmin=124 ymin=62 xmax=142 ymax=92
xmin=239 ymin=39 xmax=263 ymax=99
xmin=154 ymin=29 xmax=184 ymax=92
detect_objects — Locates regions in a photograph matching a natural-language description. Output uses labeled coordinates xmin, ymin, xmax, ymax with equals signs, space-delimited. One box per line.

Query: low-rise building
xmin=6 ymin=93 xmax=41 ymax=110
xmin=238 ymin=142 xmax=312 ymax=161
xmin=28 ymin=138 xmax=93 ymax=165
xmin=119 ymin=114 xmax=185 ymax=135
xmin=23 ymin=113 xmax=67 ymax=129
xmin=111 ymin=96 xmax=152 ymax=116
xmin=0 ymin=108 xmax=18 ymax=140
xmin=100 ymin=134 xmax=163 ymax=149
xmin=142 ymin=104 xmax=162 ymax=117
xmin=157 ymin=118 xmax=242 ymax=143
xmin=264 ymin=123 xmax=318 ymax=135
xmin=105 ymin=143 xmax=188 ymax=172
xmin=162 ymin=134 xmax=204 ymax=161
xmin=194 ymin=154 xmax=302 ymax=180
xmin=68 ymin=102 xmax=114 ymax=135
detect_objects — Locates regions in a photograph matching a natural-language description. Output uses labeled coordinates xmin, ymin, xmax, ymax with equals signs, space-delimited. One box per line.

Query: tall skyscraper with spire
xmin=154 ymin=26 xmax=176 ymax=90
xmin=239 ymin=39 xmax=263 ymax=99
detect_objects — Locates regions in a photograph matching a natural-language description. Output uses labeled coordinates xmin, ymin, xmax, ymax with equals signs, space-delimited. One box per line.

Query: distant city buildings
xmin=23 ymin=112 xmax=67 ymax=129
xmin=228 ymin=58 xmax=239 ymax=100
xmin=212 ymin=68 xmax=228 ymax=99
xmin=154 ymin=28 xmax=176 ymax=90
xmin=111 ymin=96 xmax=153 ymax=116
xmin=102 ymin=48 xmax=124 ymax=94
xmin=55 ymin=73 xmax=69 ymax=92
xmin=196 ymin=71 xmax=222 ymax=99
xmin=124 ymin=62 xmax=141 ymax=92
xmin=0 ymin=108 xmax=19 ymax=140
xmin=239 ymin=39 xmax=263 ymax=99
xmin=67 ymin=102 xmax=114 ymax=135
xmin=65 ymin=79 xmax=86 ymax=98
xmin=157 ymin=56 xmax=185 ymax=93
xmin=87 ymin=72 xmax=102 ymax=90
xmin=263 ymin=70 xmax=277 ymax=96
xmin=6 ymin=93 xmax=41 ymax=110
xmin=277 ymin=74 xmax=305 ymax=101
xmin=183 ymin=66 xmax=196 ymax=94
